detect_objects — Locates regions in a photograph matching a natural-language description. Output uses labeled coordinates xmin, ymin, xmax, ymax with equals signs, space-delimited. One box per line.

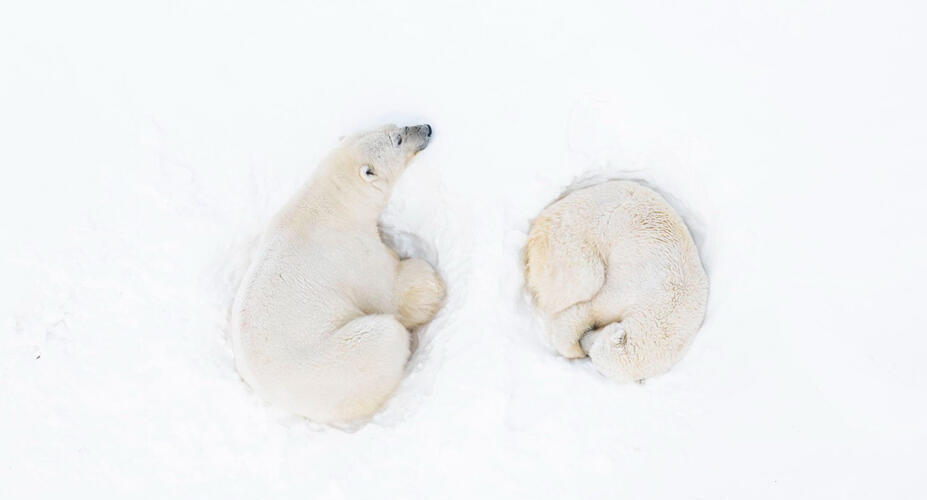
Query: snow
xmin=2 ymin=1 xmax=926 ymax=498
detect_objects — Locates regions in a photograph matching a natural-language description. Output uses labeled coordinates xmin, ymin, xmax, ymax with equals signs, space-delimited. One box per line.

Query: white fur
xmin=524 ymin=180 xmax=708 ymax=382
xmin=231 ymin=124 xmax=444 ymax=424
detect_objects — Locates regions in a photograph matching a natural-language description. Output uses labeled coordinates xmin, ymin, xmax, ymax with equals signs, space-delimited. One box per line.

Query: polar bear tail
xmin=580 ymin=317 xmax=694 ymax=383
xmin=292 ymin=314 xmax=410 ymax=423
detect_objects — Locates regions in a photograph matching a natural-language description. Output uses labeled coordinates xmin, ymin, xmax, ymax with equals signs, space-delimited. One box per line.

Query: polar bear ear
xmin=359 ymin=164 xmax=377 ymax=182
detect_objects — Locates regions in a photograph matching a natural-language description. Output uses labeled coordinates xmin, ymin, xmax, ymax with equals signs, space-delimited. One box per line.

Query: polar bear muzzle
xmin=403 ymin=124 xmax=432 ymax=153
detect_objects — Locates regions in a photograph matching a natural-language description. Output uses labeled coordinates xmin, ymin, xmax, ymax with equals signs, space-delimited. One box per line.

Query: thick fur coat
xmin=231 ymin=124 xmax=444 ymax=423
xmin=525 ymin=180 xmax=708 ymax=382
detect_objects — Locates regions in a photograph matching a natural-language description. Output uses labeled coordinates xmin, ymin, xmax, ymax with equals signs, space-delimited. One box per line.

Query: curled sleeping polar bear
xmin=231 ymin=124 xmax=445 ymax=423
xmin=524 ymin=180 xmax=708 ymax=382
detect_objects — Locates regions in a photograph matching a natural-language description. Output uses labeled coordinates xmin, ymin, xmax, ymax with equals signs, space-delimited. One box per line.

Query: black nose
xmin=425 ymin=124 xmax=432 ymax=137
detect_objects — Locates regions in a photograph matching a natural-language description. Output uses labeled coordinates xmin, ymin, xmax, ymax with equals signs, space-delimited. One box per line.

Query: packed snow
xmin=2 ymin=1 xmax=926 ymax=498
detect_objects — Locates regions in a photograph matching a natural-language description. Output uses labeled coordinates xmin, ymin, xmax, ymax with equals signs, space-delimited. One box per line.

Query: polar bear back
xmin=584 ymin=181 xmax=704 ymax=319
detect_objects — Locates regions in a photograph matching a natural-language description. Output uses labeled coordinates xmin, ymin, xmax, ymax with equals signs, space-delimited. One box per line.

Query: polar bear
xmin=524 ymin=180 xmax=708 ymax=382
xmin=231 ymin=124 xmax=445 ymax=423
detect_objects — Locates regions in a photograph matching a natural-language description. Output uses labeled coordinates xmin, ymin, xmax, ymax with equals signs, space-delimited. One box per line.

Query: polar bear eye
xmin=394 ymin=134 xmax=402 ymax=146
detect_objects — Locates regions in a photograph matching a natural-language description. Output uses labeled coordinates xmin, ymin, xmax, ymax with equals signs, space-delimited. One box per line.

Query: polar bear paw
xmin=395 ymin=258 xmax=446 ymax=330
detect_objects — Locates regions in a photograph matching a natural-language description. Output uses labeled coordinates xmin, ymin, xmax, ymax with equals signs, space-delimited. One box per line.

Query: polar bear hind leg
xmin=524 ymin=216 xmax=605 ymax=315
xmin=395 ymin=258 xmax=445 ymax=330
xmin=297 ymin=314 xmax=410 ymax=423
xmin=545 ymin=302 xmax=598 ymax=359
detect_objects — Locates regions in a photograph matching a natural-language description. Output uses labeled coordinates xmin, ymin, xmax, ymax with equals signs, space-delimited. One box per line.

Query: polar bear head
xmin=335 ymin=123 xmax=432 ymax=193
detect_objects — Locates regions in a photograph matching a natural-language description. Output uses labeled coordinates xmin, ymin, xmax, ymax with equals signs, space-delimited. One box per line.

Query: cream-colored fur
xmin=524 ymin=180 xmax=708 ymax=382
xmin=231 ymin=124 xmax=444 ymax=424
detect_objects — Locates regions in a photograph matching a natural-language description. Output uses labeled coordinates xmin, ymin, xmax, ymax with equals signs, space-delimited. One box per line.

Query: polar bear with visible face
xmin=231 ymin=124 xmax=444 ymax=424
xmin=524 ymin=180 xmax=708 ymax=382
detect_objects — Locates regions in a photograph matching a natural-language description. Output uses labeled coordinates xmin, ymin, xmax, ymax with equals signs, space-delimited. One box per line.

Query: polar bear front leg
xmin=395 ymin=258 xmax=446 ymax=330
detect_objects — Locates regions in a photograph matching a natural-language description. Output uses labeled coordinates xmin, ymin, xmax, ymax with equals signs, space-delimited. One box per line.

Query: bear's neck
xmin=287 ymin=156 xmax=389 ymax=232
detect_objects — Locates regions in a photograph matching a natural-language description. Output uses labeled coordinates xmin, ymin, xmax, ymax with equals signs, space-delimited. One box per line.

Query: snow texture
xmin=2 ymin=1 xmax=926 ymax=498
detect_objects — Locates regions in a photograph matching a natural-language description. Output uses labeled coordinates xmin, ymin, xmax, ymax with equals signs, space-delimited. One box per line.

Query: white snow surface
xmin=2 ymin=1 xmax=926 ymax=498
